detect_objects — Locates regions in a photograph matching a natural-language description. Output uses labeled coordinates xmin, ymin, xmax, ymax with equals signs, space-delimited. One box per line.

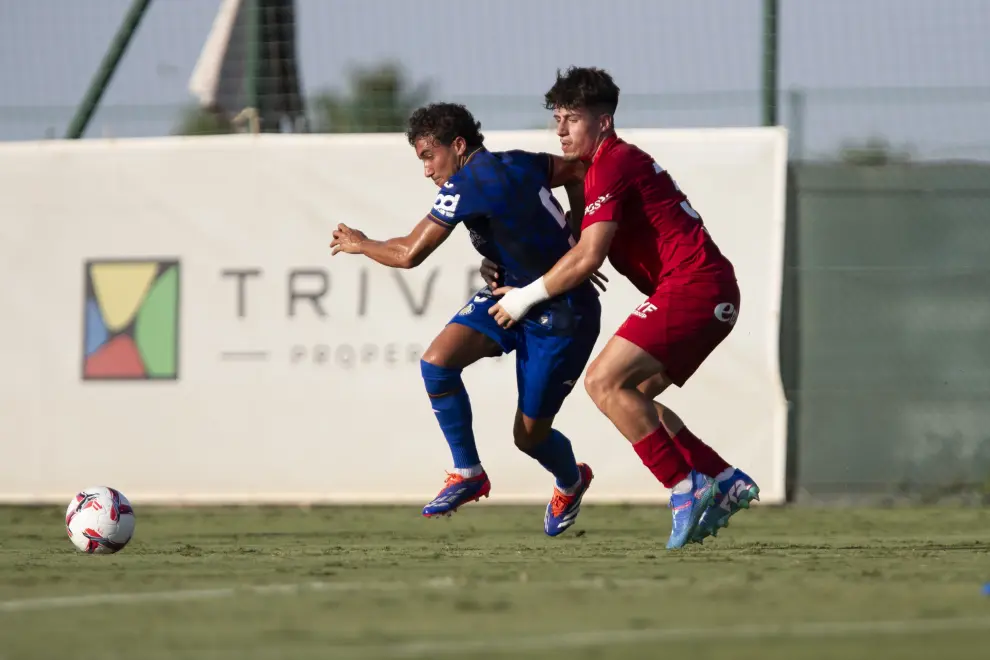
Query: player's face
xmin=414 ymin=136 xmax=468 ymax=187
xmin=553 ymin=106 xmax=611 ymax=161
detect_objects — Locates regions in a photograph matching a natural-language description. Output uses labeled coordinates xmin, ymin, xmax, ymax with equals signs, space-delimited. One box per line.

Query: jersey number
xmin=653 ymin=162 xmax=708 ymax=233
xmin=540 ymin=187 xmax=577 ymax=247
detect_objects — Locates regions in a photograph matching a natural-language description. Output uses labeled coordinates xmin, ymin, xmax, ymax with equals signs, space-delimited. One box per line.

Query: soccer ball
xmin=64 ymin=487 xmax=136 ymax=554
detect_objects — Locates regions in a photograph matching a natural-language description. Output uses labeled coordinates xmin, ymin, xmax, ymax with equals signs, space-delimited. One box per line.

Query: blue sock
xmin=420 ymin=360 xmax=480 ymax=469
xmin=524 ymin=429 xmax=580 ymax=490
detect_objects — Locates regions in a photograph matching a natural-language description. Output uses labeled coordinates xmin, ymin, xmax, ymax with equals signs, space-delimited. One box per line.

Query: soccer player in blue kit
xmin=329 ymin=103 xmax=603 ymax=536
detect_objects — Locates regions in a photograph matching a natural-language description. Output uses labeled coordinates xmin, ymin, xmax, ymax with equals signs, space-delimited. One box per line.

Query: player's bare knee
xmin=420 ymin=336 xmax=454 ymax=368
xmin=421 ymin=337 xmax=462 ymax=368
xmin=422 ymin=324 xmax=499 ymax=370
xmin=420 ymin=352 xmax=449 ymax=371
xmin=583 ymin=362 xmax=617 ymax=410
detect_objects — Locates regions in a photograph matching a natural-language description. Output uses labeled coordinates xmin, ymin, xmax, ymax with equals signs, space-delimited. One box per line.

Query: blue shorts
xmin=449 ymin=287 xmax=601 ymax=420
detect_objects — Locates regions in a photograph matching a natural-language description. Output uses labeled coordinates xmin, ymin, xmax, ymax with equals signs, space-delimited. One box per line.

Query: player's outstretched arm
xmin=489 ymin=221 xmax=617 ymax=327
xmin=329 ymin=216 xmax=452 ymax=269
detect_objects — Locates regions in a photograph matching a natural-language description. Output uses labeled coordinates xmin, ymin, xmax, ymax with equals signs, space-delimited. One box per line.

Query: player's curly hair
xmin=406 ymin=103 xmax=485 ymax=149
xmin=544 ymin=66 xmax=620 ymax=115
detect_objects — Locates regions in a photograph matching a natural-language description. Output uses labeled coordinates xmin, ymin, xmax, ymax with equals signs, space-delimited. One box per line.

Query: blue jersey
xmin=427 ymin=148 xmax=599 ymax=315
xmin=433 ymin=148 xmax=603 ymax=419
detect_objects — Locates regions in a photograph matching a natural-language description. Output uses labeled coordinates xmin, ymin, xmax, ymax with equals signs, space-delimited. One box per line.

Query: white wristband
xmin=520 ymin=276 xmax=550 ymax=306
xmin=498 ymin=277 xmax=551 ymax=321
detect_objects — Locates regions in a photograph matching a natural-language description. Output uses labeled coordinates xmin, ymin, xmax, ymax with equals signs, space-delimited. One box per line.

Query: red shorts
xmin=614 ymin=278 xmax=740 ymax=387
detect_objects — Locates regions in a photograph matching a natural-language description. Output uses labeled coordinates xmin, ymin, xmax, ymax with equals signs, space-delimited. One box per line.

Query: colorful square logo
xmin=82 ymin=259 xmax=180 ymax=381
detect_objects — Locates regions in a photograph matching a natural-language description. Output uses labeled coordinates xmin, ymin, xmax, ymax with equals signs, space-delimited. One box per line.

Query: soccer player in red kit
xmin=488 ymin=66 xmax=760 ymax=548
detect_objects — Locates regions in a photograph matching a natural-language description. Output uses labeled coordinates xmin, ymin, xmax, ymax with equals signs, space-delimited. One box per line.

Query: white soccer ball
xmin=64 ymin=487 xmax=136 ymax=554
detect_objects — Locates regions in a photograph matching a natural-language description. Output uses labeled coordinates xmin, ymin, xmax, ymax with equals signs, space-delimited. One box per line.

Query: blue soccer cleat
xmin=422 ymin=472 xmax=491 ymax=518
xmin=544 ymin=463 xmax=594 ymax=537
xmin=692 ymin=468 xmax=760 ymax=543
xmin=666 ymin=470 xmax=715 ymax=550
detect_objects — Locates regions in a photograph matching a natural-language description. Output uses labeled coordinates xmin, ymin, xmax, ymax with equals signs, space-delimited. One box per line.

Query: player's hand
xmin=589 ymin=269 xmax=609 ymax=292
xmin=479 ymin=258 xmax=502 ymax=288
xmin=329 ymin=223 xmax=367 ymax=256
xmin=489 ymin=286 xmax=523 ymax=329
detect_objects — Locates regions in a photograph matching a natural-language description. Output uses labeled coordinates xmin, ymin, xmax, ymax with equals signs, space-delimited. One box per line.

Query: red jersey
xmin=581 ymin=134 xmax=735 ymax=295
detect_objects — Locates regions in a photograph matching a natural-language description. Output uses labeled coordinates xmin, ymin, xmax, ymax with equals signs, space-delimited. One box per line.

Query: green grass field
xmin=1 ymin=504 xmax=989 ymax=659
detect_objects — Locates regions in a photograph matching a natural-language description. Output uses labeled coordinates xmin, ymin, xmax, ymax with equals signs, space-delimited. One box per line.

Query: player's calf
xmin=419 ymin=358 xmax=493 ymax=517
xmin=421 ymin=360 xmax=482 ymax=474
xmin=514 ymin=418 xmax=581 ymax=494
xmin=637 ymin=373 xmax=735 ymax=481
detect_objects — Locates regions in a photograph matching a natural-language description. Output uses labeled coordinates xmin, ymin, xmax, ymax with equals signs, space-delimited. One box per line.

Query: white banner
xmin=0 ymin=128 xmax=788 ymax=505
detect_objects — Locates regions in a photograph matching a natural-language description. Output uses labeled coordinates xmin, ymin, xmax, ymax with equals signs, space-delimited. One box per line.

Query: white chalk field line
xmin=3 ymin=578 xmax=987 ymax=658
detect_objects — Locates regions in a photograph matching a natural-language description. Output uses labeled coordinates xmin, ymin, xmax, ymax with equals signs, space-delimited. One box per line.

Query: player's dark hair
xmin=406 ymin=103 xmax=485 ymax=149
xmin=544 ymin=66 xmax=620 ymax=116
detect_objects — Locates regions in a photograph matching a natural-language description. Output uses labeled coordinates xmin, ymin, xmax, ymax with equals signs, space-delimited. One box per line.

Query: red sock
xmin=671 ymin=426 xmax=731 ymax=477
xmin=632 ymin=428 xmax=691 ymax=488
